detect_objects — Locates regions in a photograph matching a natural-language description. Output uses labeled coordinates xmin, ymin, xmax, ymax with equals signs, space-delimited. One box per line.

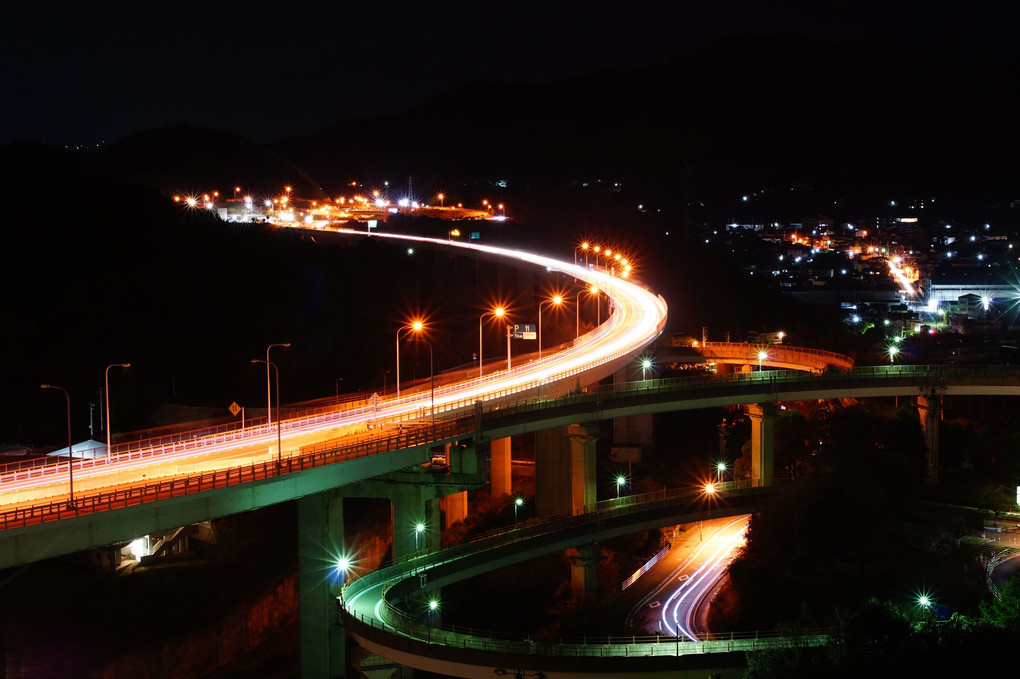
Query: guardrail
xmin=6 ymin=363 xmax=1020 ymax=528
xmin=0 ymin=417 xmax=475 ymax=531
xmin=0 ymin=307 xmax=656 ymax=486
xmin=986 ymin=547 xmax=1020 ymax=601
xmin=699 ymin=342 xmax=854 ymax=369
xmin=348 ymin=611 xmax=831 ymax=659
xmin=341 ymin=482 xmax=830 ymax=661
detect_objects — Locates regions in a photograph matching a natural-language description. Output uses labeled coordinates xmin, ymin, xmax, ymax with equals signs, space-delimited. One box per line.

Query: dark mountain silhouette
xmin=0 ymin=125 xmax=324 ymax=200
xmin=274 ymin=35 xmax=1020 ymax=209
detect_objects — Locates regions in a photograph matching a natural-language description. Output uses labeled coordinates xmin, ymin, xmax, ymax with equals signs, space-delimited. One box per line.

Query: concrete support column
xmin=916 ymin=391 xmax=943 ymax=483
xmin=612 ymin=366 xmax=654 ymax=461
xmin=490 ymin=436 xmax=512 ymax=499
xmin=442 ymin=492 xmax=468 ymax=528
xmin=298 ymin=491 xmax=346 ymax=678
xmin=536 ymin=426 xmax=570 ymax=517
xmin=566 ymin=424 xmax=600 ymax=515
xmin=746 ymin=403 xmax=776 ymax=487
xmin=568 ymin=543 xmax=600 ymax=606
xmin=392 ymin=485 xmax=439 ymax=560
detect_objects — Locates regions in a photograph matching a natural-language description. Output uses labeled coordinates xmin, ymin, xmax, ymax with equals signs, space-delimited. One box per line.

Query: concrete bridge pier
xmin=442 ymin=439 xmax=481 ymax=527
xmin=392 ymin=484 xmax=441 ymax=560
xmin=441 ymin=492 xmax=467 ymax=528
xmin=568 ymin=542 xmax=601 ymax=606
xmin=566 ymin=424 xmax=600 ymax=514
xmin=745 ymin=403 xmax=776 ymax=486
xmin=298 ymin=490 xmax=347 ymax=678
xmin=612 ymin=365 xmax=654 ymax=466
xmin=535 ymin=424 xmax=601 ymax=516
xmin=490 ymin=436 xmax=512 ymax=499
xmin=916 ymin=389 xmax=945 ymax=483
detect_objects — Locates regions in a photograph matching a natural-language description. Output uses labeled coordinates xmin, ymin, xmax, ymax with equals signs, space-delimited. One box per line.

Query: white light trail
xmin=1 ymin=230 xmax=667 ymax=508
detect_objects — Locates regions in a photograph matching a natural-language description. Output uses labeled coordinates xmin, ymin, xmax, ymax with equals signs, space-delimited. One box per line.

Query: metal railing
xmin=340 ymin=482 xmax=831 ymax=660
xmin=0 ymin=417 xmax=475 ymax=531
xmin=6 ymin=363 xmax=1020 ymax=529
xmin=347 ymin=610 xmax=831 ymax=659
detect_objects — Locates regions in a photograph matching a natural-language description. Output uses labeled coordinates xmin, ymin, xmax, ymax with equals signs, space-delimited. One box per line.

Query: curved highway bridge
xmin=340 ymin=483 xmax=826 ymax=678
xmin=3 ymin=231 xmax=1019 ymax=677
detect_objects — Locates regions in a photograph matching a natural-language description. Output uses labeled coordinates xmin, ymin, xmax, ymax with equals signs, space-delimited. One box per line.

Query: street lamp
xmin=415 ymin=522 xmax=426 ymax=553
xmin=265 ymin=343 xmax=290 ymax=425
xmin=396 ymin=320 xmax=424 ymax=398
xmin=105 ymin=363 xmax=130 ymax=458
xmin=757 ymin=350 xmax=769 ymax=371
xmin=575 ymin=287 xmax=598 ymax=338
xmin=888 ymin=345 xmax=899 ymax=364
xmin=336 ymin=555 xmax=352 ymax=604
xmin=251 ymin=359 xmax=282 ymax=467
xmin=427 ymin=597 xmax=440 ymax=643
xmin=640 ymin=357 xmax=652 ymax=380
xmin=410 ymin=337 xmax=435 ymax=424
xmin=514 ymin=497 xmax=524 ymax=527
xmin=616 ymin=474 xmax=627 ymax=499
xmin=716 ymin=461 xmax=727 ymax=482
xmin=538 ymin=295 xmax=563 ymax=359
xmin=479 ymin=307 xmax=505 ymax=378
xmin=574 ymin=242 xmax=591 ymax=267
xmin=40 ymin=384 xmax=75 ymax=508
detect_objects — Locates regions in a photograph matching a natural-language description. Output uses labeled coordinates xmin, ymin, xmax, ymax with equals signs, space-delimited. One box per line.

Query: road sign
xmin=512 ymin=323 xmax=537 ymax=340
xmin=229 ymin=401 xmax=241 ymax=416
xmin=470 ymin=231 xmax=480 ymax=240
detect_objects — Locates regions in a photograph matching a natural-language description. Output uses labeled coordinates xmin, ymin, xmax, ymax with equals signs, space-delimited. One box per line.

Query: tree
xmin=980 ymin=575 xmax=1020 ymax=628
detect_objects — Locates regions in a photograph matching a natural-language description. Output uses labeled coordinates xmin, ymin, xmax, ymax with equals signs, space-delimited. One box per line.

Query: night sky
xmin=2 ymin=0 xmax=1008 ymax=148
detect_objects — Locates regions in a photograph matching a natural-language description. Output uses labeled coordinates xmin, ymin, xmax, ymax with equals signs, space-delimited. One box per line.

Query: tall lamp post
xmin=410 ymin=337 xmax=435 ymax=424
xmin=40 ymin=384 xmax=74 ymax=508
xmin=757 ymin=350 xmax=769 ymax=371
xmin=251 ymin=359 xmax=282 ymax=467
xmin=336 ymin=556 xmax=351 ymax=604
xmin=574 ymin=242 xmax=590 ymax=267
xmin=538 ymin=295 xmax=563 ymax=359
xmin=265 ymin=343 xmax=290 ymax=425
xmin=105 ymin=363 xmax=130 ymax=458
xmin=396 ymin=320 xmax=424 ymax=398
xmin=514 ymin=497 xmax=524 ymax=527
xmin=414 ymin=522 xmax=426 ymax=553
xmin=478 ymin=307 xmax=505 ymax=378
xmin=576 ymin=286 xmax=599 ymax=337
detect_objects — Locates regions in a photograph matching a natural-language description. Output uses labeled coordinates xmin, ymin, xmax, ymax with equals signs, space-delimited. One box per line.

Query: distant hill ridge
xmin=2 ymin=35 xmax=1017 ymax=204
